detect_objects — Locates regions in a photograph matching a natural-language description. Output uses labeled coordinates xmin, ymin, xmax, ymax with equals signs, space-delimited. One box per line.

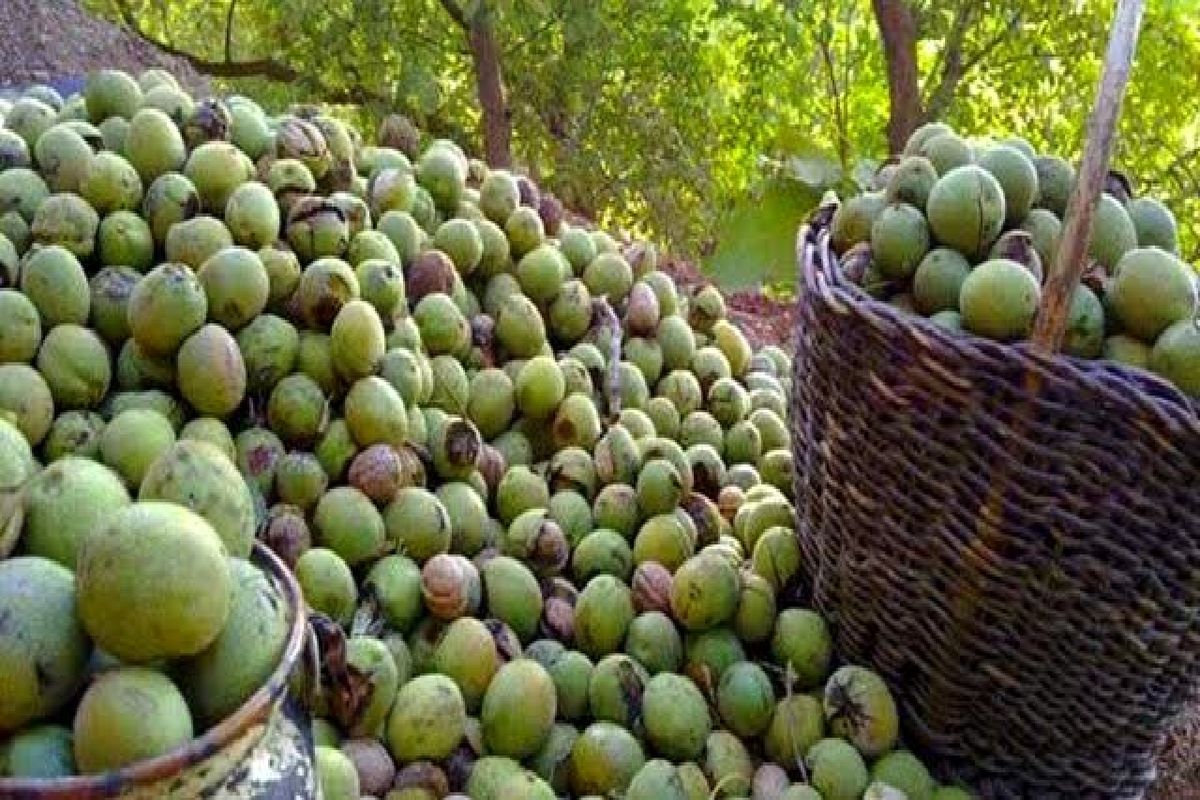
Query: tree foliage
xmin=87 ymin=0 xmax=1200 ymax=288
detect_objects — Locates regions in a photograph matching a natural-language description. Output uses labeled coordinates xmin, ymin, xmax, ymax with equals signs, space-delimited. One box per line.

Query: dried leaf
xmin=310 ymin=613 xmax=373 ymax=731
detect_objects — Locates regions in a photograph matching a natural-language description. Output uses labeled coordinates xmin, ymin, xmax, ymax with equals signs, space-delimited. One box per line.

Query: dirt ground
xmin=0 ymin=0 xmax=206 ymax=93
xmin=0 ymin=1 xmax=1194 ymax=796
xmin=660 ymin=257 xmax=799 ymax=351
xmin=1153 ymin=706 xmax=1200 ymax=799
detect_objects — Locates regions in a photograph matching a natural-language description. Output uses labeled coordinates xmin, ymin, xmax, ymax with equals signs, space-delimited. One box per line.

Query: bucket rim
xmin=0 ymin=541 xmax=308 ymax=798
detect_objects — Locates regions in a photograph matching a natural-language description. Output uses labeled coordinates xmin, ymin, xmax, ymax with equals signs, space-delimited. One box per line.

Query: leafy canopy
xmin=89 ymin=0 xmax=1200 ymax=289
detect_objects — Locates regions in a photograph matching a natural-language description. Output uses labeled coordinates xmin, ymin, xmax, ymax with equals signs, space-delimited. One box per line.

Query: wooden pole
xmin=1030 ymin=0 xmax=1146 ymax=353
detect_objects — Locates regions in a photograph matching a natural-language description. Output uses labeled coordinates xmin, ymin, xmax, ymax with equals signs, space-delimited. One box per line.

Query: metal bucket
xmin=0 ymin=543 xmax=317 ymax=799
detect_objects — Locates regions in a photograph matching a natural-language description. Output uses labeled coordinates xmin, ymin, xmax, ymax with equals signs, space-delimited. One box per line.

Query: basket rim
xmin=0 ymin=541 xmax=308 ymax=798
xmin=796 ymin=214 xmax=1200 ymax=434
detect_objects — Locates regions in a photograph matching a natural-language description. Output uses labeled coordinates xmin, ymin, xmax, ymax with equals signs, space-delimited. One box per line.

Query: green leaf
xmin=703 ymin=174 xmax=825 ymax=291
xmin=782 ymin=153 xmax=842 ymax=188
xmin=82 ymin=0 xmax=1200 ymax=263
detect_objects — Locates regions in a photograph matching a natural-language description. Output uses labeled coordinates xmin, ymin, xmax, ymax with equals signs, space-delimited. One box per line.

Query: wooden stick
xmin=1031 ymin=0 xmax=1146 ymax=353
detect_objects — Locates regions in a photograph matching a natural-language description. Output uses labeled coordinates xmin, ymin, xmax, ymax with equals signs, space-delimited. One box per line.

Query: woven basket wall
xmin=790 ymin=214 xmax=1200 ymax=798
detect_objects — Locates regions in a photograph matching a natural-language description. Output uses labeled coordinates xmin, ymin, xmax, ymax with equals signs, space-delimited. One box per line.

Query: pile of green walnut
xmin=0 ymin=68 xmax=972 ymax=800
xmin=830 ymin=122 xmax=1200 ymax=396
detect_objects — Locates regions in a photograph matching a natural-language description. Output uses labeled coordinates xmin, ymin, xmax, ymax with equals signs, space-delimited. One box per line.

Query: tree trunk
xmin=466 ymin=11 xmax=512 ymax=168
xmin=871 ymin=0 xmax=923 ymax=154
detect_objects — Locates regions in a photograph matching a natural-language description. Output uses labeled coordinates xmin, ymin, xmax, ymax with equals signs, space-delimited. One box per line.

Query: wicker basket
xmin=790 ymin=200 xmax=1200 ymax=796
xmin=789 ymin=4 xmax=1200 ymax=794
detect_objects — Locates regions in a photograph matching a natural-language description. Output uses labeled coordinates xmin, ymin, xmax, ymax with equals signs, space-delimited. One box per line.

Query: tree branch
xmin=404 ymin=28 xmax=462 ymax=54
xmin=982 ymin=42 xmax=1092 ymax=74
xmin=1161 ymin=146 xmax=1200 ymax=183
xmin=921 ymin=1 xmax=977 ymax=118
xmin=224 ymin=0 xmax=237 ymax=64
xmin=925 ymin=9 xmax=1021 ymax=119
xmin=505 ymin=16 xmax=559 ymax=58
xmin=466 ymin=8 xmax=513 ymax=167
xmin=111 ymin=0 xmax=477 ymax=157
xmin=114 ymin=0 xmax=299 ymax=80
xmin=815 ymin=9 xmax=850 ymax=173
xmin=871 ymin=0 xmax=923 ymax=153
xmin=959 ymin=12 xmax=1022 ymax=76
xmin=437 ymin=0 xmax=469 ymax=30
xmin=840 ymin=0 xmax=856 ymax=127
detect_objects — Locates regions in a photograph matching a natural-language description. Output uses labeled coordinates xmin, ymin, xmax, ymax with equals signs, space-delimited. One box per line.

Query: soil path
xmin=0 ymin=0 xmax=206 ymax=94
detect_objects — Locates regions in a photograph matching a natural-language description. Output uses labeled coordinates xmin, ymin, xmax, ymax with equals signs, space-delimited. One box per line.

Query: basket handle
xmin=1030 ymin=0 xmax=1146 ymax=354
